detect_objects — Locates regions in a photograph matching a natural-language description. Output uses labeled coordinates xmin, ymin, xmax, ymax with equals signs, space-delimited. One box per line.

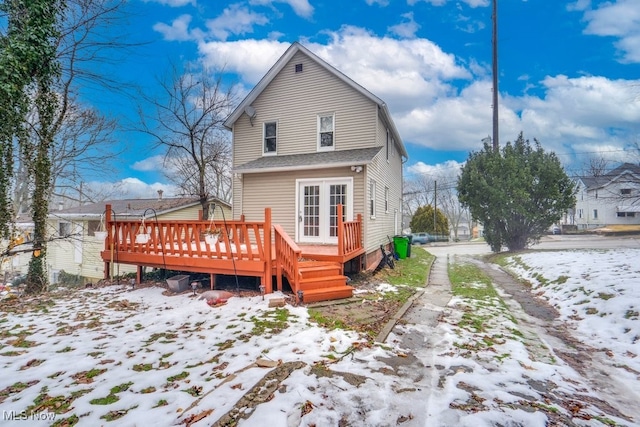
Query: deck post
xmin=104 ymin=204 xmax=112 ymax=279
xmin=337 ymin=204 xmax=344 ymax=256
xmin=136 ymin=266 xmax=143 ymax=285
xmin=210 ymin=273 xmax=215 ymax=290
xmin=263 ymin=208 xmax=272 ymax=294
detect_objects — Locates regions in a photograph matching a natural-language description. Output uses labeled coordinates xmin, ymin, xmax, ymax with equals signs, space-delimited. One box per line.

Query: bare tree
xmin=403 ymin=174 xmax=436 ymax=219
xmin=581 ymin=156 xmax=611 ymax=178
xmin=10 ymin=0 xmax=131 ymax=214
xmin=437 ymin=183 xmax=468 ymax=240
xmin=139 ymin=64 xmax=236 ymax=219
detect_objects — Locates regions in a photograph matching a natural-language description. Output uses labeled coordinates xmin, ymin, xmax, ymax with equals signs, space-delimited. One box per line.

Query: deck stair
xmin=297 ymin=260 xmax=353 ymax=303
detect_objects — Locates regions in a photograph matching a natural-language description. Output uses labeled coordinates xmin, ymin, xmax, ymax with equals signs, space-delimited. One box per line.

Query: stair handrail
xmin=337 ymin=204 xmax=363 ymax=258
xmin=274 ymin=224 xmax=301 ymax=295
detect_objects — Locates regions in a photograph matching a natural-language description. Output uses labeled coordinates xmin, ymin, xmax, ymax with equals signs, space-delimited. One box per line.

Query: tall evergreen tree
xmin=457 ymin=132 xmax=576 ymax=252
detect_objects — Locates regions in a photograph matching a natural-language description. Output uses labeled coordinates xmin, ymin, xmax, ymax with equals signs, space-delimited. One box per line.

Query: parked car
xmin=410 ymin=232 xmax=450 ymax=244
xmin=411 ymin=232 xmax=430 ymax=244
xmin=550 ymin=226 xmax=561 ymax=235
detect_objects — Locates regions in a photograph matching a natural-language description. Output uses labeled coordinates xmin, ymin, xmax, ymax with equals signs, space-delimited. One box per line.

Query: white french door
xmin=297 ymin=178 xmax=353 ymax=244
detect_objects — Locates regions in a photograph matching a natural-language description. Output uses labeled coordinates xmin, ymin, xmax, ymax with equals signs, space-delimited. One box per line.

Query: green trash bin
xmin=393 ymin=235 xmax=409 ymax=259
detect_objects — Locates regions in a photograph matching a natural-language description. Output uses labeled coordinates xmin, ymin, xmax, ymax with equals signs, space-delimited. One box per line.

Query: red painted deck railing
xmin=274 ymin=224 xmax=301 ymax=294
xmin=101 ymin=205 xmax=272 ymax=291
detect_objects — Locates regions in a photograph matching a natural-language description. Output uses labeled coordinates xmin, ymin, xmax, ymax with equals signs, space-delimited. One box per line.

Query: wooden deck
xmin=100 ymin=204 xmax=363 ymax=302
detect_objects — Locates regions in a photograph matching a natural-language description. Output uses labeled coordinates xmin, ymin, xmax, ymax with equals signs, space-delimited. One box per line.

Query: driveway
xmin=386 ymin=235 xmax=640 ymax=425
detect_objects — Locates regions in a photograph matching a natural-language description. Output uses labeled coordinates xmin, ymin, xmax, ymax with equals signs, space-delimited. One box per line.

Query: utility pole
xmin=492 ymin=0 xmax=499 ymax=151
xmin=433 ymin=180 xmax=437 ymax=235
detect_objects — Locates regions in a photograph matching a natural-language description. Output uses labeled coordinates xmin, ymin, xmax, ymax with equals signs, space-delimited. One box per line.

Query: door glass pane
xmin=303 ymin=185 xmax=320 ymax=237
xmin=329 ymin=184 xmax=347 ymax=237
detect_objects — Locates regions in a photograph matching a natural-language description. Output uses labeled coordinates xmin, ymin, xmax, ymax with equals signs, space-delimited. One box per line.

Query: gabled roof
xmin=49 ymin=197 xmax=231 ymax=219
xmin=577 ymin=163 xmax=640 ymax=191
xmin=234 ymin=147 xmax=382 ymax=174
xmin=223 ymin=42 xmax=408 ymax=159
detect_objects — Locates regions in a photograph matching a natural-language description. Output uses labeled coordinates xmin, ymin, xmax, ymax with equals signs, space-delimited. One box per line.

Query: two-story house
xmin=223 ymin=42 xmax=408 ymax=271
xmin=573 ymin=163 xmax=640 ymax=229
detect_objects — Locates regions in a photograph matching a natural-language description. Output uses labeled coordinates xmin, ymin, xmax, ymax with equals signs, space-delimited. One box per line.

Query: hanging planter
xmin=95 ymin=214 xmax=108 ymax=241
xmin=136 ymin=218 xmax=150 ymax=244
xmin=135 ymin=233 xmax=150 ymax=244
xmin=205 ymin=232 xmax=220 ymax=246
xmin=204 ymin=216 xmax=221 ymax=246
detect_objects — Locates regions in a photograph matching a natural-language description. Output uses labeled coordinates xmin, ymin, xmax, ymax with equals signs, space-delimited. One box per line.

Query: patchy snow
xmin=0 ymin=248 xmax=638 ymax=426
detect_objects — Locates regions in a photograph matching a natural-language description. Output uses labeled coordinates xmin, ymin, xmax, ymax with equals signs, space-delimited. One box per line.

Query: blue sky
xmin=83 ymin=0 xmax=640 ymax=198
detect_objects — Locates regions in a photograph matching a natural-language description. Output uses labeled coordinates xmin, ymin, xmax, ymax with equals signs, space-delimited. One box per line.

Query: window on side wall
xmin=384 ymin=186 xmax=389 ymax=213
xmin=370 ymin=180 xmax=376 ymax=219
xmin=318 ymin=113 xmax=334 ymax=151
xmin=264 ymin=121 xmax=277 ymax=155
xmin=59 ymin=221 xmax=71 ymax=237
xmin=593 ymin=209 xmax=598 ymax=219
xmin=87 ymin=220 xmax=100 ymax=236
xmin=386 ymin=129 xmax=389 ymax=161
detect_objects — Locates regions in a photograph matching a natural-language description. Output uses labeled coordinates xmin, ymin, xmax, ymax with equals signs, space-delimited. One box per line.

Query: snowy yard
xmin=0 ymin=248 xmax=638 ymax=426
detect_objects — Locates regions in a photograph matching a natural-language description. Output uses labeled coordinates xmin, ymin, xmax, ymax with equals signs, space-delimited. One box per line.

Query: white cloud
xmin=131 ymin=155 xmax=166 ymax=172
xmin=249 ymin=0 xmax=314 ymax=19
xmin=388 ymin=12 xmax=420 ymax=39
xmin=153 ymin=14 xmax=193 ymax=41
xmin=365 ymin=0 xmax=390 ymax=6
xmin=84 ymin=178 xmax=181 ymax=200
xmin=198 ymin=39 xmax=290 ymax=83
xmin=205 ymin=4 xmax=269 ymax=41
xmin=407 ymin=160 xmax=464 ymax=179
xmin=195 ymin=26 xmax=640 ymax=170
xmin=144 ymin=0 xmax=196 ymax=7
xmin=408 ymin=0 xmax=489 ymax=7
xmin=582 ymin=0 xmax=640 ymax=63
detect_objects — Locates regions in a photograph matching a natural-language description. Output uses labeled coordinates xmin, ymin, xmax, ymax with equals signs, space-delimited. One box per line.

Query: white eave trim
xmin=234 ymin=160 xmax=372 ymax=175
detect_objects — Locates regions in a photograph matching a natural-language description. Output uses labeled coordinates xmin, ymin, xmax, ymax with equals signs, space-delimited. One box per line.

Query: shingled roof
xmin=50 ymin=197 xmax=230 ymax=219
xmin=578 ymin=163 xmax=640 ymax=190
xmin=234 ymin=147 xmax=382 ymax=174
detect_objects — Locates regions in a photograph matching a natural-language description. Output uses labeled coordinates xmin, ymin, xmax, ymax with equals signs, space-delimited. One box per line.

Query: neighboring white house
xmin=46 ymin=196 xmax=231 ymax=285
xmin=573 ymin=163 xmax=640 ymax=229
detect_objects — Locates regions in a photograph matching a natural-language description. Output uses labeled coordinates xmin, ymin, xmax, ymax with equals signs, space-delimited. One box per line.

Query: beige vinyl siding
xmin=233 ymin=51 xmax=378 ymax=167
xmin=362 ymin=120 xmax=404 ymax=254
xmin=240 ymin=166 xmax=365 ymax=240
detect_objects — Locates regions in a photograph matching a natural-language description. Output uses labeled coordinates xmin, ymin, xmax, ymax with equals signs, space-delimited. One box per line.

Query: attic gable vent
xmin=294 ymin=63 xmax=303 ymax=73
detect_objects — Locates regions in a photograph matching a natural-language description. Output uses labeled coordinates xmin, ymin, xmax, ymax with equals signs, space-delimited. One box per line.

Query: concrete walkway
xmin=376 ymin=254 xmax=453 ymax=345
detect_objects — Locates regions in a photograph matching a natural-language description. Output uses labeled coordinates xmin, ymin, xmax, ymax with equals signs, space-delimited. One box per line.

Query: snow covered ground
xmin=0 ymin=248 xmax=638 ymax=426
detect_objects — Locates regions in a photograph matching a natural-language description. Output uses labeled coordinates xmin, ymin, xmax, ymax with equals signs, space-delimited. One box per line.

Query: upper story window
xmin=264 ymin=121 xmax=277 ymax=155
xmin=318 ymin=113 xmax=335 ymax=151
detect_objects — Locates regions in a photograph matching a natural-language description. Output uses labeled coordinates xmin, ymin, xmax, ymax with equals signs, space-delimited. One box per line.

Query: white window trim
xmin=263 ymin=120 xmax=278 ymax=156
xmin=317 ymin=113 xmax=335 ymax=152
xmin=370 ymin=179 xmax=376 ymax=219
